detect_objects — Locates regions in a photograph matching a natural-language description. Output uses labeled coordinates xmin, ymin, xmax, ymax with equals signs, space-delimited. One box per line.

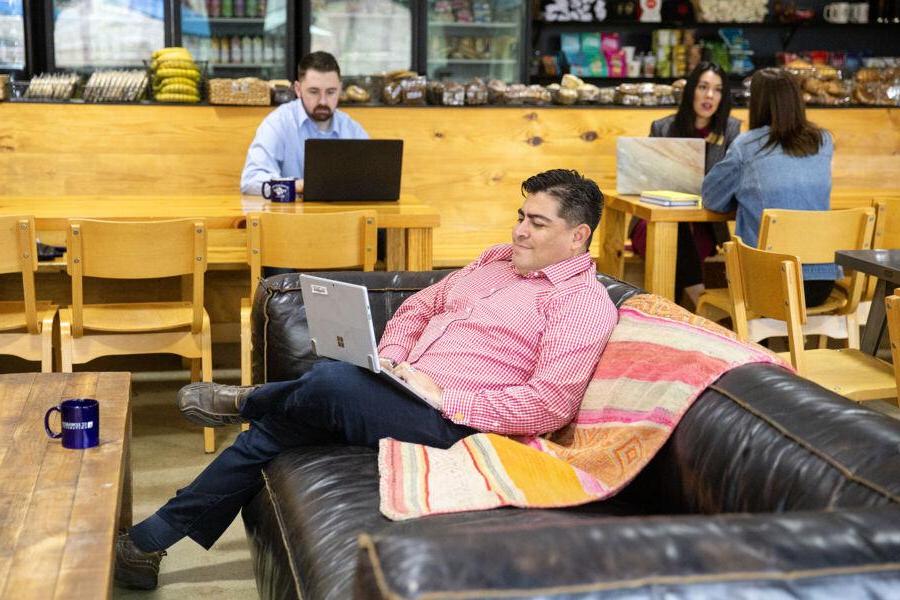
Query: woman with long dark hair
xmin=632 ymin=62 xmax=741 ymax=305
xmin=702 ymin=67 xmax=835 ymax=306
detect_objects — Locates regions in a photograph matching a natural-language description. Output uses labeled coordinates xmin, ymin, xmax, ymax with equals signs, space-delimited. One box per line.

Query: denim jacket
xmin=702 ymin=126 xmax=838 ymax=280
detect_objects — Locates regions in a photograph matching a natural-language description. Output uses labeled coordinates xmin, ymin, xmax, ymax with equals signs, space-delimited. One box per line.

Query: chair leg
xmin=846 ymin=313 xmax=860 ymax=349
xmin=240 ymin=314 xmax=252 ymax=387
xmin=817 ymin=335 xmax=828 ymax=349
xmin=41 ymin=313 xmax=55 ymax=373
xmin=59 ymin=312 xmax=74 ymax=373
xmin=203 ymin=427 xmax=216 ymax=453
xmin=201 ymin=314 xmax=216 ymax=453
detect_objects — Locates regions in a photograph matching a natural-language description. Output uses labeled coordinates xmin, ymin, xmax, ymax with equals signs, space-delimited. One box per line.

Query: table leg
xmin=596 ymin=207 xmax=626 ymax=279
xmin=861 ymin=278 xmax=888 ymax=355
xmin=645 ymin=221 xmax=678 ymax=301
xmin=405 ymin=228 xmax=433 ymax=271
xmin=118 ymin=407 xmax=133 ymax=530
xmin=385 ymin=228 xmax=406 ymax=271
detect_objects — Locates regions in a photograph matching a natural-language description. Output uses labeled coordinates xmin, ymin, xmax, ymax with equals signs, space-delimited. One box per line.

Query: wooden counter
xmin=1 ymin=103 xmax=898 ymax=267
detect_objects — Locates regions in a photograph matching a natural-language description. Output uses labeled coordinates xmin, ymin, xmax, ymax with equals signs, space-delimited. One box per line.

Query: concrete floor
xmin=113 ymin=376 xmax=258 ymax=599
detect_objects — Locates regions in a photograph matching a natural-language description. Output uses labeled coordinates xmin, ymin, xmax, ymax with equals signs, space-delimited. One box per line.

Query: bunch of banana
xmin=150 ymin=47 xmax=201 ymax=103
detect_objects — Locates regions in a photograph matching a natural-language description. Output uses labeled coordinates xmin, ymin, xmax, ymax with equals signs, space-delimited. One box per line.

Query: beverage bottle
xmin=253 ymin=36 xmax=264 ymax=64
xmin=211 ymin=36 xmax=220 ymax=63
xmin=246 ymin=0 xmax=257 ymax=19
xmin=274 ymin=37 xmax=284 ymax=64
xmin=231 ymin=35 xmax=242 ymax=63
xmin=242 ymin=36 xmax=253 ymax=63
xmin=222 ymin=0 xmax=233 ymax=18
xmin=263 ymin=36 xmax=274 ymax=62
xmin=258 ymin=0 xmax=267 ymax=17
xmin=235 ymin=0 xmax=245 ymax=18
xmin=221 ymin=36 xmax=231 ymax=63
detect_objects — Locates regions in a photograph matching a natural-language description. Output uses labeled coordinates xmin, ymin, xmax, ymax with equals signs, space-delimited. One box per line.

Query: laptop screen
xmin=615 ymin=137 xmax=705 ymax=195
xmin=303 ymin=139 xmax=403 ymax=202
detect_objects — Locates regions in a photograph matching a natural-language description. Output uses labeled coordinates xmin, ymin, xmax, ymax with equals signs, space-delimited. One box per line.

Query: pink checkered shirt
xmin=378 ymin=244 xmax=617 ymax=436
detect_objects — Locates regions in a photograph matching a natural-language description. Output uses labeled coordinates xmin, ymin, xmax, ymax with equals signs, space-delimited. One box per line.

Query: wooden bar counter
xmin=1 ymin=102 xmax=897 ymax=269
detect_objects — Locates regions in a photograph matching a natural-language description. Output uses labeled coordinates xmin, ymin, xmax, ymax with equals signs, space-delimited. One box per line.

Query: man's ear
xmin=572 ymin=223 xmax=591 ymax=249
xmin=293 ymin=80 xmax=303 ymax=97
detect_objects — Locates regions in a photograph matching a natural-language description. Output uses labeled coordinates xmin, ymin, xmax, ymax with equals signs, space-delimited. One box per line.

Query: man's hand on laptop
xmin=395 ymin=361 xmax=444 ymax=410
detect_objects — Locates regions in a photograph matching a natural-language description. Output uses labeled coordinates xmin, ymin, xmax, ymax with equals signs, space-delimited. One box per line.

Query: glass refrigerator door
xmin=182 ymin=0 xmax=287 ymax=79
xmin=309 ymin=0 xmax=412 ymax=76
xmin=426 ymin=0 xmax=525 ymax=82
xmin=0 ymin=0 xmax=25 ymax=70
xmin=52 ymin=0 xmax=165 ymax=69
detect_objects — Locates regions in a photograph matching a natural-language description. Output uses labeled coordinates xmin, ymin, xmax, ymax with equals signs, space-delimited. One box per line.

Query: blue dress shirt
xmin=240 ymin=100 xmax=369 ymax=195
xmin=702 ymin=126 xmax=839 ymax=280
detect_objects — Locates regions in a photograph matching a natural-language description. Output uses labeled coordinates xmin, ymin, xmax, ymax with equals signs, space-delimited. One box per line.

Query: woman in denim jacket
xmin=702 ymin=67 xmax=835 ymax=306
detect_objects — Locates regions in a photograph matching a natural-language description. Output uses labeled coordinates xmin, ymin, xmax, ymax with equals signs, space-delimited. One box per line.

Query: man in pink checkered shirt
xmin=116 ymin=169 xmax=618 ymax=590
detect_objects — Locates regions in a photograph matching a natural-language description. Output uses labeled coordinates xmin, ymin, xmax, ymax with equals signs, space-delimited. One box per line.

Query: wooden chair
xmin=697 ymin=207 xmax=875 ymax=348
xmin=884 ymin=287 xmax=900 ymax=409
xmin=240 ymin=211 xmax=377 ymax=388
xmin=0 ymin=216 xmax=57 ymax=371
xmin=59 ymin=219 xmax=216 ymax=452
xmin=725 ymin=236 xmax=895 ymax=401
xmin=852 ymin=198 xmax=900 ymax=324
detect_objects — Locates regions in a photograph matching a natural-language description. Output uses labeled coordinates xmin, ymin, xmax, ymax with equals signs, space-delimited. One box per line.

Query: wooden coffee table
xmin=0 ymin=372 xmax=132 ymax=598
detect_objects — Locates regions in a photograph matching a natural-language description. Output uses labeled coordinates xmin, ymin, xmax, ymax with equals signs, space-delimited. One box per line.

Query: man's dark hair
xmin=297 ymin=51 xmax=341 ymax=81
xmin=520 ymin=169 xmax=604 ymax=248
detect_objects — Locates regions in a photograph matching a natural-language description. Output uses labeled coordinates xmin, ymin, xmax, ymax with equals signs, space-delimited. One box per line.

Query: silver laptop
xmin=616 ymin=137 xmax=706 ymax=195
xmin=299 ymin=274 xmax=429 ymax=403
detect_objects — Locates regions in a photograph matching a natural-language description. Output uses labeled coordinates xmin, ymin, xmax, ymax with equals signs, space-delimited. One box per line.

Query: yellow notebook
xmin=639 ymin=190 xmax=702 ymax=207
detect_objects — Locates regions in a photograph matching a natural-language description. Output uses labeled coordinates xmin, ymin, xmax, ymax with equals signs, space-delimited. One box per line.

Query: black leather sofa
xmin=241 ymin=270 xmax=900 ymax=600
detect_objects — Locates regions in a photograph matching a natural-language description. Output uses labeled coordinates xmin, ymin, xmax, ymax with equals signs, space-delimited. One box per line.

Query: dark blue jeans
xmin=155 ymin=361 xmax=476 ymax=549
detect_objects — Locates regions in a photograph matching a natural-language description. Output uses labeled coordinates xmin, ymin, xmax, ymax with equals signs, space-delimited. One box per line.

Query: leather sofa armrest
xmin=355 ymin=507 xmax=900 ymax=599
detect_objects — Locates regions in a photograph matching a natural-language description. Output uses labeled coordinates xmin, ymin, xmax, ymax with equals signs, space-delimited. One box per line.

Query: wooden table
xmin=835 ymin=249 xmax=900 ymax=355
xmin=0 ymin=372 xmax=132 ymax=599
xmin=596 ymin=193 xmax=732 ymax=301
xmin=0 ymin=194 xmax=441 ymax=271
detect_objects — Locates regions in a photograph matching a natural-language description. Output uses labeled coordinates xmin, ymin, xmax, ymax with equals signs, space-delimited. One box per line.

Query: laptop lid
xmin=300 ymin=274 xmax=382 ymax=372
xmin=303 ymin=139 xmax=403 ymax=201
xmin=615 ymin=137 xmax=705 ymax=195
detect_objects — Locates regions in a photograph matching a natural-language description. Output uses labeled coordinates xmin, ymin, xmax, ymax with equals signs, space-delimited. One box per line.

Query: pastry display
xmin=82 ymin=70 xmax=148 ymax=102
xmin=23 ymin=73 xmax=80 ymax=100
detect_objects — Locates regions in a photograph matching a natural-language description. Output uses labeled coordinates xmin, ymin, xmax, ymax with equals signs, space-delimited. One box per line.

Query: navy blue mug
xmin=262 ymin=178 xmax=297 ymax=203
xmin=45 ymin=398 xmax=100 ymax=449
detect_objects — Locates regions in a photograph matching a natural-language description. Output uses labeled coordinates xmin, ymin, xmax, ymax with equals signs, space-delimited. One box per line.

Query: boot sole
xmin=180 ymin=406 xmax=244 ymax=428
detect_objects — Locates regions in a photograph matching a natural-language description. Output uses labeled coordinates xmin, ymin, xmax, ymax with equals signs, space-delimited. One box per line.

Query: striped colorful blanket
xmin=379 ymin=294 xmax=788 ymax=520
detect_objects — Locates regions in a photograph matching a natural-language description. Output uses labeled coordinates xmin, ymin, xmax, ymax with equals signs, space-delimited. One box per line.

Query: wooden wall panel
xmin=1 ymin=103 xmax=897 ymax=266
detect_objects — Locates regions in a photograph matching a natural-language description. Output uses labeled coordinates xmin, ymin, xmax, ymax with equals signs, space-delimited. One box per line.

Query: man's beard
xmin=308 ymin=105 xmax=333 ymax=122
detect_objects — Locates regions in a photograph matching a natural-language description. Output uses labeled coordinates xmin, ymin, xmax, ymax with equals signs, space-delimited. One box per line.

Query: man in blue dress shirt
xmin=240 ymin=51 xmax=369 ymax=195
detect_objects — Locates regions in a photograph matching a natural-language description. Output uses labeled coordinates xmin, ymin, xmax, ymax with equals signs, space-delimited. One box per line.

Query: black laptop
xmin=302 ymin=139 xmax=403 ymax=201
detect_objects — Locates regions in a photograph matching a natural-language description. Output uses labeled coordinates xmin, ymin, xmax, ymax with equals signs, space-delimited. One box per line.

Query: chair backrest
xmin=246 ymin=211 xmax=376 ymax=297
xmin=725 ymin=236 xmax=808 ymax=372
xmin=758 ymin=207 xmax=875 ymax=314
xmin=0 ymin=215 xmax=39 ymax=333
xmin=872 ymin=198 xmax=900 ymax=250
xmin=66 ymin=218 xmax=207 ymax=336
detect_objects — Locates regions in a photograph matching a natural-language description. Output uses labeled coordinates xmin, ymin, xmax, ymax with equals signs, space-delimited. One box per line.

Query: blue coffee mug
xmin=45 ymin=398 xmax=100 ymax=449
xmin=262 ymin=178 xmax=297 ymax=203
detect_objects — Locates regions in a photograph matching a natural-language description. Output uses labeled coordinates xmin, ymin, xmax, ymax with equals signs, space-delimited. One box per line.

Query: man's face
xmin=511 ymin=191 xmax=587 ymax=275
xmin=293 ymin=69 xmax=341 ymax=122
